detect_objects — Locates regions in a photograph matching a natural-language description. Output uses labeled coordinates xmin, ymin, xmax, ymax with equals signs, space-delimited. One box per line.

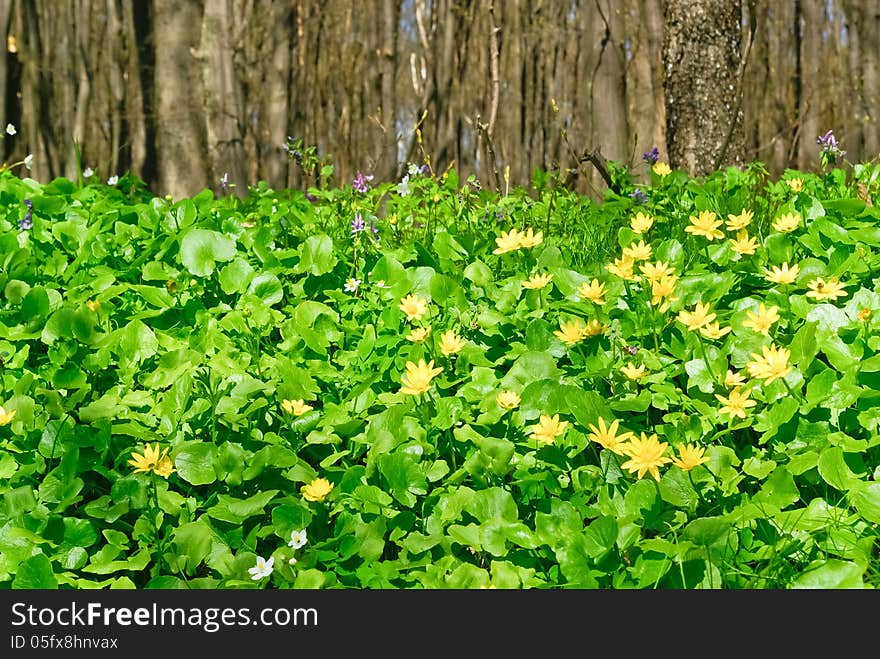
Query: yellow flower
xmin=699 ymin=321 xmax=732 ymax=340
xmin=772 ymin=212 xmax=801 ymax=233
xmin=154 ymin=455 xmax=176 ymax=478
xmin=0 ymin=405 xmax=15 ymax=426
xmin=86 ymin=299 xmax=100 ymax=312
xmin=652 ymin=162 xmax=672 ymax=177
xmin=715 ymin=388 xmax=757 ymax=419
xmin=399 ymin=294 xmax=429 ymax=321
xmin=685 ymin=210 xmax=724 ymax=240
xmin=496 ymin=390 xmax=521 ymax=410
xmin=725 ymin=210 xmax=754 ymax=232
xmin=577 ymin=278 xmax=607 ymax=304
xmin=400 ymin=359 xmax=443 ymax=395
xmin=582 ymin=319 xmax=606 ymax=338
xmin=805 ymin=277 xmax=848 ymax=301
xmin=554 ymin=319 xmax=586 ymax=345
xmin=765 ymin=262 xmax=800 ymax=285
xmin=519 ymin=228 xmax=543 ymax=248
xmin=128 ymin=443 xmax=174 ymax=479
xmin=630 ymin=211 xmax=654 ymax=234
xmin=522 ymin=272 xmax=554 ymax=290
xmin=281 ymin=399 xmax=314 ymax=416
xmin=746 ymin=344 xmax=792 ymax=384
xmin=606 ymin=256 xmax=639 ymax=281
xmin=587 ymin=417 xmax=633 ymax=455
xmin=650 ymin=274 xmax=679 ymax=312
xmin=742 ymin=303 xmax=780 ymax=335
xmin=621 ymin=363 xmax=647 ymax=380
xmin=671 ymin=443 xmax=710 ymax=471
xmin=677 ymin=301 xmax=716 ymax=331
xmin=786 ymin=177 xmax=804 ymax=192
xmin=725 ymin=369 xmax=746 ymax=388
xmin=493 ymin=228 xmax=525 ymax=254
xmin=406 ymin=326 xmax=432 ymax=343
xmin=302 ymin=477 xmax=334 ymax=502
xmin=620 ymin=432 xmax=672 ymax=481
xmin=729 ymin=230 xmax=758 ymax=255
xmin=622 ymin=240 xmax=652 ymax=261
xmin=438 ymin=330 xmax=466 ymax=355
xmin=639 ymin=260 xmax=675 ymax=284
xmin=858 ymin=308 xmax=873 ymax=323
xmin=528 ymin=414 xmax=568 ymax=445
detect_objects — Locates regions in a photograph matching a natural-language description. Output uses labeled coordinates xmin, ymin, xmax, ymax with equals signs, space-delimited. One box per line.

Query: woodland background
xmin=0 ymin=0 xmax=876 ymax=199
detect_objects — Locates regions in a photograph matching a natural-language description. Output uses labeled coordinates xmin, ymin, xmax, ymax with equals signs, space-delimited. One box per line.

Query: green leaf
xmin=172 ymin=520 xmax=214 ymax=574
xmin=817 ymin=447 xmax=861 ymax=491
xmin=564 ymin=388 xmax=614 ymax=432
xmin=791 ymin=560 xmax=865 ymax=589
xmin=377 ymin=452 xmax=427 ymax=508
xmin=849 ymin=481 xmax=880 ymax=524
xmin=218 ymin=258 xmax=255 ymax=294
xmin=753 ymin=467 xmax=800 ymax=508
xmin=683 ymin=517 xmax=732 ymax=547
xmin=206 ymin=490 xmax=279 ymax=524
xmin=469 ymin=487 xmax=519 ymax=523
xmin=118 ymin=319 xmax=158 ymax=364
xmin=500 ymin=351 xmax=561 ymax=390
xmin=12 ymin=553 xmax=58 ymax=589
xmin=271 ymin=503 xmax=314 ymax=539
xmin=179 ymin=228 xmax=237 ymax=277
xmin=174 ymin=442 xmax=218 ymax=486
xmin=297 ymin=234 xmax=337 ymax=275
xmin=246 ymin=272 xmax=284 ymax=306
xmin=658 ymin=467 xmax=699 ymax=510
xmin=582 ymin=516 xmax=617 ymax=558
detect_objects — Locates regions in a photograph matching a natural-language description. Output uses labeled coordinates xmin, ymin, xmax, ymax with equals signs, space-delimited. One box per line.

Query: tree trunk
xmin=662 ymin=0 xmax=745 ymax=175
xmin=152 ymin=0 xmax=207 ymax=199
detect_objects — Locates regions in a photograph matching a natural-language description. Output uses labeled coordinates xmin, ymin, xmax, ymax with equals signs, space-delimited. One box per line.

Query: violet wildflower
xmin=220 ymin=172 xmax=229 ymax=192
xmin=642 ymin=146 xmax=659 ymax=164
xmin=351 ymin=213 xmax=366 ymax=234
xmin=18 ymin=199 xmax=33 ymax=231
xmin=305 ymin=192 xmax=318 ymax=203
xmin=630 ymin=188 xmax=648 ymax=205
xmin=817 ymin=130 xmax=846 ymax=160
xmin=369 ymin=217 xmax=379 ymax=237
xmin=352 ymin=171 xmax=374 ymax=193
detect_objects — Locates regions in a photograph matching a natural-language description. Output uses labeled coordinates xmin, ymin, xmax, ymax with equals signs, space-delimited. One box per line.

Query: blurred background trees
xmin=1 ymin=0 xmax=876 ymax=198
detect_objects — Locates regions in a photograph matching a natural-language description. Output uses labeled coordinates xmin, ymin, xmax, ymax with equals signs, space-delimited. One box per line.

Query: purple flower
xmin=642 ymin=146 xmax=659 ymax=164
xmin=817 ymin=130 xmax=846 ymax=159
xmin=220 ymin=172 xmax=229 ymax=191
xmin=369 ymin=217 xmax=379 ymax=237
xmin=629 ymin=188 xmax=648 ymax=205
xmin=305 ymin=192 xmax=318 ymax=203
xmin=351 ymin=212 xmax=366 ymax=234
xmin=352 ymin=171 xmax=374 ymax=193
xmin=18 ymin=199 xmax=33 ymax=231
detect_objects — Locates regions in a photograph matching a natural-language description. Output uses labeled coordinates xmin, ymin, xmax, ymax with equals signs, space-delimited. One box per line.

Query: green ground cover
xmin=2 ymin=156 xmax=880 ymax=588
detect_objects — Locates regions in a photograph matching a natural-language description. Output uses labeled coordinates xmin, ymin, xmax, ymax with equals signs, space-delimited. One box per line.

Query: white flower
xmin=23 ymin=154 xmax=32 ymax=170
xmin=248 ymin=555 xmax=274 ymax=580
xmin=5 ymin=123 xmax=16 ymax=136
xmin=344 ymin=277 xmax=361 ymax=293
xmin=288 ymin=556 xmax=298 ymax=566
xmin=288 ymin=529 xmax=308 ymax=550
xmin=408 ymin=163 xmax=421 ymax=177
xmin=82 ymin=167 xmax=94 ymax=178
xmin=374 ymin=279 xmax=390 ymax=289
xmin=107 ymin=175 xmax=119 ymax=185
xmin=397 ymin=175 xmax=411 ymax=197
